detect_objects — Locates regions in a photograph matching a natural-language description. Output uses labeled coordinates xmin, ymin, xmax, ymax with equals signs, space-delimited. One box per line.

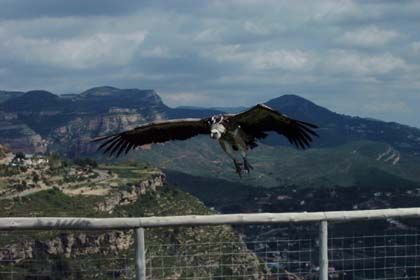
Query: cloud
xmin=0 ymin=0 xmax=420 ymax=126
xmin=337 ymin=26 xmax=399 ymax=48
xmin=324 ymin=50 xmax=408 ymax=76
xmin=207 ymin=45 xmax=312 ymax=71
xmin=252 ymin=50 xmax=312 ymax=70
xmin=411 ymin=41 xmax=420 ymax=54
xmin=363 ymin=100 xmax=412 ymax=114
xmin=0 ymin=30 xmax=146 ymax=69
xmin=160 ymin=92 xmax=214 ymax=107
xmin=0 ymin=0 xmax=145 ymax=19
xmin=243 ymin=21 xmax=271 ymax=36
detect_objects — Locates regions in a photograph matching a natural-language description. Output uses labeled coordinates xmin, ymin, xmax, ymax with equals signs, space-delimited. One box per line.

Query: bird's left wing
xmin=230 ymin=104 xmax=318 ymax=149
xmin=92 ymin=118 xmax=210 ymax=157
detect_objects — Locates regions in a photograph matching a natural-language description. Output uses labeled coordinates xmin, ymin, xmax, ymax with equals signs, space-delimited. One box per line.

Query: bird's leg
xmin=240 ymin=147 xmax=253 ymax=174
xmin=233 ymin=159 xmax=243 ymax=177
xmin=220 ymin=140 xmax=244 ymax=177
xmin=243 ymin=157 xmax=253 ymax=173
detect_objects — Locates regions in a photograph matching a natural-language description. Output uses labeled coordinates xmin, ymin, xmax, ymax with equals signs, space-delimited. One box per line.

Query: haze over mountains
xmin=1 ymin=86 xmax=420 ymax=188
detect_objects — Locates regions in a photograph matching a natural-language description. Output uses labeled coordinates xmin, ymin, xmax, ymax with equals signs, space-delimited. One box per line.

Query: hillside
xmin=0 ymin=144 xmax=8 ymax=159
xmin=265 ymin=95 xmax=420 ymax=156
xmin=166 ymin=169 xmax=420 ymax=214
xmin=2 ymin=86 xmax=420 ymax=190
xmin=0 ymin=153 xmax=264 ymax=279
xmin=0 ymin=90 xmax=24 ymax=103
xmin=116 ymin=138 xmax=420 ymax=189
xmin=0 ymin=86 xmax=220 ymax=155
xmin=2 ymin=86 xmax=420 ymax=157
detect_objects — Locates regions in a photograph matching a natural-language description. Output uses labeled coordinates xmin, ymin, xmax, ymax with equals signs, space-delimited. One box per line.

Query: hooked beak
xmin=210 ymin=130 xmax=220 ymax=139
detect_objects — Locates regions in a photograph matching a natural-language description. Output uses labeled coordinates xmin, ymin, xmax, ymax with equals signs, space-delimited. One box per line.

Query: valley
xmin=2 ymin=86 xmax=420 ymax=278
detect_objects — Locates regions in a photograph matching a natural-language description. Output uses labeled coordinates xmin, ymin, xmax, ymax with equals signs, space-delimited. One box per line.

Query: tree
xmin=15 ymin=152 xmax=26 ymax=160
xmin=73 ymin=158 xmax=98 ymax=168
xmin=32 ymin=172 xmax=40 ymax=184
xmin=48 ymin=152 xmax=62 ymax=170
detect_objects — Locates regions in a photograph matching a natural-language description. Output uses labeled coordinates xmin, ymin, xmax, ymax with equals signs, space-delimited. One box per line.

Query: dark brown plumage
xmin=230 ymin=104 xmax=318 ymax=149
xmin=92 ymin=118 xmax=210 ymax=157
xmin=93 ymin=104 xmax=318 ymax=175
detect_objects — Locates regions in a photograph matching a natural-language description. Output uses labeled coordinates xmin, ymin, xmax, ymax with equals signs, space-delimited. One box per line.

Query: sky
xmin=0 ymin=0 xmax=419 ymax=126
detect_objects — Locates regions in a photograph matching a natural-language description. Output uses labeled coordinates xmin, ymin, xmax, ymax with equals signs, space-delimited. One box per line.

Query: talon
xmin=243 ymin=158 xmax=253 ymax=173
xmin=233 ymin=160 xmax=243 ymax=177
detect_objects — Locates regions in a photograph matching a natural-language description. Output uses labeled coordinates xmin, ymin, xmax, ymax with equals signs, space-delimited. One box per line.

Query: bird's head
xmin=209 ymin=115 xmax=226 ymax=140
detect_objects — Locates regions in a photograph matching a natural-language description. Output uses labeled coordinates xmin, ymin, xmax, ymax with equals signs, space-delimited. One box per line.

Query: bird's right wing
xmin=91 ymin=118 xmax=210 ymax=157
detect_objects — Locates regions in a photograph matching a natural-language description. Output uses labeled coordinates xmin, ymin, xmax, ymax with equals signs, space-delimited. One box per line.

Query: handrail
xmin=1 ymin=207 xmax=420 ymax=230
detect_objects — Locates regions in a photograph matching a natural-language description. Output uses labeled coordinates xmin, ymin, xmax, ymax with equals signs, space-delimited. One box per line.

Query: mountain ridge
xmin=1 ymin=86 xmax=420 ymax=159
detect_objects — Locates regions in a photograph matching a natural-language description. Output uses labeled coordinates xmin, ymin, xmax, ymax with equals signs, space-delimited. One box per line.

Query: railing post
xmin=319 ymin=220 xmax=328 ymax=280
xmin=135 ymin=227 xmax=146 ymax=280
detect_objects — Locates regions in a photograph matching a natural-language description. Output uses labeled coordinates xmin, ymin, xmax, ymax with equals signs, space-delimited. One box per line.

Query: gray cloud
xmin=0 ymin=0 xmax=420 ymax=126
xmin=0 ymin=0 xmax=146 ymax=19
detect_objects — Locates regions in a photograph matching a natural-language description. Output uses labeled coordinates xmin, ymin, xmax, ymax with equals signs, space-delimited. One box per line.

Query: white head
xmin=209 ymin=115 xmax=226 ymax=140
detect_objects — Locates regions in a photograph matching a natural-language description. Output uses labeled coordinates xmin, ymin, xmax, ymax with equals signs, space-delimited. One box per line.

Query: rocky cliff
xmin=0 ymin=87 xmax=168 ymax=154
xmin=0 ymin=144 xmax=9 ymax=159
xmin=2 ymin=86 xmax=420 ymax=160
xmin=0 ymin=231 xmax=132 ymax=262
xmin=0 ymin=162 xmax=264 ymax=279
xmin=95 ymin=172 xmax=165 ymax=212
xmin=0 ymin=86 xmax=218 ymax=155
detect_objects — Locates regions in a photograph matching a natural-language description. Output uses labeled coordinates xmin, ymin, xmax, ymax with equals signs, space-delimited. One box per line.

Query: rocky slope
xmin=0 ymin=144 xmax=8 ymax=159
xmin=0 ymin=86 xmax=219 ymax=155
xmin=2 ymin=85 xmax=420 ymax=157
xmin=95 ymin=172 xmax=165 ymax=212
xmin=2 ymin=86 xmax=420 ymax=158
xmin=3 ymin=86 xmax=420 ymax=191
xmin=0 ymin=157 xmax=264 ymax=279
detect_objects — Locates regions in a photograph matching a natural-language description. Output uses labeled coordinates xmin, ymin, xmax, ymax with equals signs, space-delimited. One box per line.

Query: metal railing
xmin=2 ymin=207 xmax=420 ymax=279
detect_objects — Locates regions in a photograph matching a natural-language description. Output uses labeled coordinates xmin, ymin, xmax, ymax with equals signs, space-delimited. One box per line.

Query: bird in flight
xmin=93 ymin=104 xmax=318 ymax=176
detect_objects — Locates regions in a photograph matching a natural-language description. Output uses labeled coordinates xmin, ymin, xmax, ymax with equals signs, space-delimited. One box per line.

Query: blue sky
xmin=0 ymin=0 xmax=419 ymax=126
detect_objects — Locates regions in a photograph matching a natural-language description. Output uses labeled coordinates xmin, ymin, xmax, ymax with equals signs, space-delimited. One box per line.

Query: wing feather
xmin=92 ymin=118 xmax=210 ymax=156
xmin=230 ymin=104 xmax=318 ymax=149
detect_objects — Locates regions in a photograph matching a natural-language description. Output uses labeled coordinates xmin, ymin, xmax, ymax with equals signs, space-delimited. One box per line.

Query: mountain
xmin=0 ymin=90 xmax=63 ymax=112
xmin=0 ymin=86 xmax=219 ymax=154
xmin=264 ymin=95 xmax=420 ymax=157
xmin=2 ymin=86 xmax=420 ymax=189
xmin=98 ymin=93 xmax=420 ymax=189
xmin=0 ymin=90 xmax=24 ymax=103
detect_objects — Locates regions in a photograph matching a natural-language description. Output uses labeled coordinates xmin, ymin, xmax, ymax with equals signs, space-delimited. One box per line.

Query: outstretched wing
xmin=92 ymin=118 xmax=210 ymax=157
xmin=230 ymin=104 xmax=318 ymax=149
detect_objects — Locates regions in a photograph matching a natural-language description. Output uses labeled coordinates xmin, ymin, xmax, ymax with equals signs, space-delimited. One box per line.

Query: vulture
xmin=93 ymin=104 xmax=318 ymax=176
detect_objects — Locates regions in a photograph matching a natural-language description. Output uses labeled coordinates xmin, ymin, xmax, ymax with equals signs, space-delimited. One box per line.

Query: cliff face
xmin=0 ymin=165 xmax=264 ymax=279
xmin=95 ymin=172 xmax=166 ymax=212
xmin=49 ymin=112 xmax=157 ymax=156
xmin=0 ymin=163 xmax=165 ymax=264
xmin=0 ymin=86 xmax=221 ymax=155
xmin=0 ymin=87 xmax=169 ymax=155
xmin=0 ymin=144 xmax=9 ymax=159
xmin=0 ymin=231 xmax=132 ymax=262
xmin=0 ymin=112 xmax=47 ymax=153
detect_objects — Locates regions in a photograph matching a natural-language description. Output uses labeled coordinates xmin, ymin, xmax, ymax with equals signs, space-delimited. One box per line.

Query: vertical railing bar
xmin=135 ymin=227 xmax=146 ymax=280
xmin=319 ymin=220 xmax=328 ymax=280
